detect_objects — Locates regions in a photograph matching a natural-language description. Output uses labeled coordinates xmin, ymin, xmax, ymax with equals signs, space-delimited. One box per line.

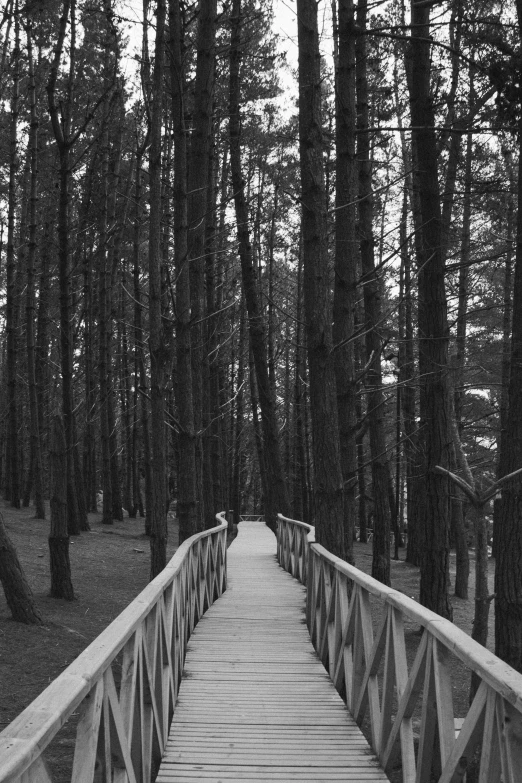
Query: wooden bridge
xmin=1 ymin=513 xmax=522 ymax=782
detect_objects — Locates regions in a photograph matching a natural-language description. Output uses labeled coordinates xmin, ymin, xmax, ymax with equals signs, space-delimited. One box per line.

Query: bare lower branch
xmin=433 ymin=465 xmax=479 ymax=506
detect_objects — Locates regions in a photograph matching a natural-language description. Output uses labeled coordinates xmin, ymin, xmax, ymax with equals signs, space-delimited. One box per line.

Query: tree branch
xmin=433 ymin=465 xmax=479 ymax=505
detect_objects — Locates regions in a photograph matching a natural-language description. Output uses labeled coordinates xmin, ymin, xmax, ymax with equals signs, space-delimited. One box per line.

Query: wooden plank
xmin=163 ymin=753 xmax=379 ymax=764
xmin=70 ymin=679 xmax=104 ymax=783
xmin=167 ymin=724 xmax=362 ymax=735
xmin=157 ymin=769 xmax=384 ymax=780
xmin=165 ymin=736 xmax=375 ymax=749
xmin=164 ymin=739 xmax=369 ymax=749
xmin=157 ymin=521 xmax=388 ymax=782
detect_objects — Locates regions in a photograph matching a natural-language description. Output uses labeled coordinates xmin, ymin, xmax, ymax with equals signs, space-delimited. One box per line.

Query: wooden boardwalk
xmin=157 ymin=520 xmax=388 ymax=782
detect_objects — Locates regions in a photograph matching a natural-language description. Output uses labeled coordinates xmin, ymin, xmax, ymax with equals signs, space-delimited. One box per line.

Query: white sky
xmin=115 ymin=0 xmax=339 ymax=129
xmin=115 ymin=0 xmax=335 ymax=99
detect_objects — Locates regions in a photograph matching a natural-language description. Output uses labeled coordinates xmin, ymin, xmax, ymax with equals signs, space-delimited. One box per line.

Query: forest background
xmin=2 ymin=0 xmax=522 ymax=677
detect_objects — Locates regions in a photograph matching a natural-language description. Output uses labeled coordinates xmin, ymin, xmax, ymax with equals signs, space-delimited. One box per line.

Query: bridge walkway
xmin=157 ymin=520 xmax=388 ymax=782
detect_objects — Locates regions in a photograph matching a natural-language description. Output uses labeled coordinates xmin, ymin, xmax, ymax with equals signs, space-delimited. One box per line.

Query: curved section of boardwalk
xmin=157 ymin=520 xmax=388 ymax=782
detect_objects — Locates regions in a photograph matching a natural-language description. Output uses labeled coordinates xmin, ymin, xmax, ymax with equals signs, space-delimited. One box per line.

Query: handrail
xmin=277 ymin=513 xmax=522 ymax=783
xmin=0 ymin=513 xmax=228 ymax=783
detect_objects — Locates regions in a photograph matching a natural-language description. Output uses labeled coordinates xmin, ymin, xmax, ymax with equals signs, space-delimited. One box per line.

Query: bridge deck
xmin=157 ymin=520 xmax=388 ymax=782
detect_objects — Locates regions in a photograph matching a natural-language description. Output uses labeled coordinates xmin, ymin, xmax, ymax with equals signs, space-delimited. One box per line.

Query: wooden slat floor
xmin=157 ymin=520 xmax=389 ymax=783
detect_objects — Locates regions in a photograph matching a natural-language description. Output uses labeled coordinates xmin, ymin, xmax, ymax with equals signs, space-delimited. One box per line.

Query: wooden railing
xmin=277 ymin=513 xmax=522 ymax=783
xmin=0 ymin=514 xmax=228 ymax=783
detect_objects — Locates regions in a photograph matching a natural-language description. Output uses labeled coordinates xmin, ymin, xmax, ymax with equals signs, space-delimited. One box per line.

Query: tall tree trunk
xmin=453 ymin=98 xmax=473 ymax=428
xmin=56 ymin=97 xmax=82 ymax=535
xmin=357 ymin=0 xmax=391 ymax=584
xmin=332 ymin=0 xmax=357 ymax=562
xmin=148 ymin=0 xmax=170 ymax=577
xmin=169 ymin=0 xmax=198 ymax=542
xmin=5 ymin=6 xmax=20 ymax=507
xmin=119 ymin=273 xmax=135 ymax=517
xmin=107 ymin=110 xmax=125 ymax=523
xmin=297 ymin=0 xmax=345 ymax=557
xmin=206 ymin=125 xmax=226 ymax=516
xmin=393 ymin=29 xmax=424 ymax=568
xmin=24 ymin=22 xmax=45 ymax=519
xmin=248 ymin=345 xmax=269 ymax=515
xmin=356 ymin=401 xmax=368 ymax=542
xmin=267 ymin=184 xmax=278 ymax=402
xmin=395 ymin=245 xmax=406 ymax=553
xmin=495 ymin=3 xmax=522 ymax=668
xmin=134 ymin=1 xmax=153 ymax=533
xmin=187 ymin=0 xmax=217 ymax=532
xmin=81 ymin=160 xmax=98 ymax=514
xmin=450 ymin=454 xmax=469 ymax=599
xmin=231 ymin=313 xmax=246 ymax=528
xmin=98 ymin=117 xmax=114 ymax=526
xmin=292 ymin=254 xmax=309 ymax=522
xmin=216 ymin=144 xmax=231 ymax=516
xmin=450 ymin=120 xmax=473 ymax=600
xmin=283 ymin=319 xmax=292 ymax=484
xmin=132 ymin=113 xmax=153 ymax=532
xmin=36 ymin=216 xmax=52 ymax=494
xmin=18 ymin=160 xmax=31 ymax=508
xmin=493 ymin=147 xmax=515 ymax=558
xmin=229 ymin=0 xmax=289 ymax=532
xmin=407 ymin=0 xmax=452 ymax=619
xmin=46 ymin=0 xmax=88 ymax=535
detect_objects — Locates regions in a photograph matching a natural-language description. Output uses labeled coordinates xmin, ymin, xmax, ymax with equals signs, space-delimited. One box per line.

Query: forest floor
xmin=0 ymin=511 xmax=494 ymax=780
xmin=0 ymin=500 xmax=179 ymax=736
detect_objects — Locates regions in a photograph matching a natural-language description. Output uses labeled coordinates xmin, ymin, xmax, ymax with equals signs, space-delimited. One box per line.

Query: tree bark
xmin=187 ymin=0 xmax=217 ymax=532
xmin=393 ymin=37 xmax=423 ymax=568
xmin=407 ymin=1 xmax=452 ymax=618
xmin=106 ymin=105 xmax=125 ymax=524
xmin=148 ymin=0 xmax=170 ymax=577
xmin=297 ymin=0 xmax=345 ymax=557
xmin=132 ymin=104 xmax=153 ymax=533
xmin=169 ymin=0 xmax=198 ymax=542
xmin=493 ymin=147 xmax=515 ymax=559
xmin=24 ymin=21 xmax=45 ymax=519
xmin=495 ymin=0 xmax=522 ymax=663
xmin=357 ymin=0 xmax=391 ymax=584
xmin=205 ymin=125 xmax=227 ymax=518
xmin=46 ymin=0 xmax=88 ymax=536
xmin=81 ymin=159 xmax=98 ymax=514
xmin=231 ymin=312 xmax=246 ymax=528
xmin=36 ymin=216 xmax=52 ymax=494
xmin=0 ymin=512 xmax=42 ymax=624
xmin=292 ymin=253 xmax=309 ymax=522
xmin=471 ymin=504 xmax=489 ymax=648
xmin=356 ymin=406 xmax=368 ymax=542
xmin=98 ymin=114 xmax=114 ymax=526
xmin=332 ymin=0 xmax=357 ymax=563
xmin=5 ymin=7 xmax=20 ymax=507
xmin=119 ymin=272 xmax=135 ymax=517
xmin=49 ymin=416 xmax=74 ymax=600
xmin=450 ymin=119 xmax=473 ymax=600
xmin=248 ymin=346 xmax=269 ymax=519
xmin=450 ymin=453 xmax=469 ymax=600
